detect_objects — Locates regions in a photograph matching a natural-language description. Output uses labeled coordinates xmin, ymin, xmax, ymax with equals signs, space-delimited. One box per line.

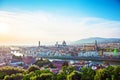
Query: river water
xmin=12 ymin=52 xmax=120 ymax=65
xmin=48 ymin=59 xmax=120 ymax=65
xmin=11 ymin=51 xmax=23 ymax=56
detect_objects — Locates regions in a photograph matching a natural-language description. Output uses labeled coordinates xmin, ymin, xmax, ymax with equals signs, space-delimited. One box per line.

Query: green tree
xmin=30 ymin=76 xmax=41 ymax=80
xmin=57 ymin=66 xmax=68 ymax=80
xmin=81 ymin=67 xmax=95 ymax=80
xmin=30 ymin=73 xmax=53 ymax=80
xmin=4 ymin=75 xmax=12 ymax=80
xmin=94 ymin=69 xmax=108 ymax=80
xmin=27 ymin=65 xmax=40 ymax=73
xmin=68 ymin=66 xmax=75 ymax=74
xmin=0 ymin=66 xmax=24 ymax=75
xmin=23 ymin=69 xmax=54 ymax=80
xmin=67 ymin=71 xmax=82 ymax=80
xmin=34 ymin=59 xmax=51 ymax=67
xmin=39 ymin=73 xmax=53 ymax=80
xmin=4 ymin=73 xmax=23 ymax=80
xmin=112 ymin=66 xmax=120 ymax=80
xmin=0 ymin=72 xmax=6 ymax=79
xmin=57 ymin=73 xmax=66 ymax=80
xmin=61 ymin=66 xmax=68 ymax=75
xmin=22 ymin=72 xmax=35 ymax=80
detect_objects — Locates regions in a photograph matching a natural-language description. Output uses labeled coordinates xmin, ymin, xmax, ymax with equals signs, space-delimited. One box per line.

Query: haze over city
xmin=0 ymin=1 xmax=120 ymax=80
xmin=0 ymin=0 xmax=120 ymax=45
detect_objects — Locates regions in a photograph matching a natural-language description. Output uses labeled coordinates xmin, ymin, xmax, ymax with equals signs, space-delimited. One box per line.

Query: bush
xmin=27 ymin=65 xmax=40 ymax=73
xmin=81 ymin=67 xmax=95 ymax=80
xmin=67 ymin=71 xmax=82 ymax=80
xmin=22 ymin=72 xmax=35 ymax=80
xmin=0 ymin=72 xmax=6 ymax=79
xmin=29 ymin=73 xmax=53 ymax=80
xmin=57 ymin=73 xmax=66 ymax=80
xmin=0 ymin=66 xmax=25 ymax=75
xmin=4 ymin=73 xmax=23 ymax=80
xmin=39 ymin=73 xmax=53 ymax=80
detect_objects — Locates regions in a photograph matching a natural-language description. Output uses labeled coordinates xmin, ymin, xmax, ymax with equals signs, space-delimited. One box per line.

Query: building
xmin=55 ymin=40 xmax=67 ymax=47
xmin=82 ymin=40 xmax=98 ymax=51
xmin=62 ymin=40 xmax=67 ymax=46
xmin=78 ymin=51 xmax=98 ymax=57
xmin=38 ymin=41 xmax=41 ymax=47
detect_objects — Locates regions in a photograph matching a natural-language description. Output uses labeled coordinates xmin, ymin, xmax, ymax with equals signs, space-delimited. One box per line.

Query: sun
xmin=0 ymin=23 xmax=9 ymax=34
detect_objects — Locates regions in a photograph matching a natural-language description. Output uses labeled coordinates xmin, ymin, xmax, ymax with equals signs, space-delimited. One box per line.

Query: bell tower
xmin=38 ymin=41 xmax=40 ymax=47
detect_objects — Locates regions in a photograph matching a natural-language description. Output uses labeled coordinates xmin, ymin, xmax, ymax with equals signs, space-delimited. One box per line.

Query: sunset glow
xmin=0 ymin=23 xmax=9 ymax=34
xmin=0 ymin=0 xmax=120 ymax=45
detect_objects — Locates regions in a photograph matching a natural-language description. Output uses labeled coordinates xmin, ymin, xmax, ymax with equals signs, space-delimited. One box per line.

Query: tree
xmin=34 ymin=59 xmax=51 ymax=67
xmin=94 ymin=69 xmax=108 ymax=80
xmin=3 ymin=75 xmax=12 ymax=80
xmin=81 ymin=67 xmax=95 ymax=80
xmin=0 ymin=72 xmax=6 ymax=79
xmin=4 ymin=73 xmax=23 ymax=80
xmin=61 ymin=66 xmax=68 ymax=75
xmin=22 ymin=72 xmax=35 ymax=80
xmin=67 ymin=71 xmax=82 ymax=80
xmin=30 ymin=73 xmax=53 ymax=80
xmin=112 ymin=66 xmax=120 ymax=80
xmin=39 ymin=73 xmax=53 ymax=80
xmin=27 ymin=65 xmax=40 ymax=73
xmin=48 ymin=63 xmax=56 ymax=68
xmin=57 ymin=73 xmax=66 ymax=80
xmin=0 ymin=66 xmax=24 ymax=75
xmin=103 ymin=66 xmax=114 ymax=80
xmin=30 ymin=76 xmax=41 ymax=80
xmin=68 ymin=66 xmax=75 ymax=74
xmin=23 ymin=69 xmax=54 ymax=80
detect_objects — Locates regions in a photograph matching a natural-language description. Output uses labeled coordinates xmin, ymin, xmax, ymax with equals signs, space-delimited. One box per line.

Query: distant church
xmin=55 ymin=40 xmax=67 ymax=47
xmin=83 ymin=40 xmax=98 ymax=51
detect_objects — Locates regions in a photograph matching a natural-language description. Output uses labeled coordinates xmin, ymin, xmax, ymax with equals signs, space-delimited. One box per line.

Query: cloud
xmin=0 ymin=11 xmax=120 ymax=45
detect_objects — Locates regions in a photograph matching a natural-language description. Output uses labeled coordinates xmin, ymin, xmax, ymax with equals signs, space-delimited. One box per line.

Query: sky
xmin=0 ymin=0 xmax=120 ymax=45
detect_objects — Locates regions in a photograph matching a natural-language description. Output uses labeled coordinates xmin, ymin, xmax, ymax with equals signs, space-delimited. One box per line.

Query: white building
xmin=78 ymin=51 xmax=98 ymax=57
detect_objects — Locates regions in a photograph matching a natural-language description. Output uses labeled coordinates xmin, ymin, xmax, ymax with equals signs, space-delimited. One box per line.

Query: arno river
xmin=12 ymin=52 xmax=120 ymax=65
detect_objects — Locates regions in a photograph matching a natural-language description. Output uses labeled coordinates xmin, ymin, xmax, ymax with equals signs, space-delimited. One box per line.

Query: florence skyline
xmin=0 ymin=0 xmax=120 ymax=45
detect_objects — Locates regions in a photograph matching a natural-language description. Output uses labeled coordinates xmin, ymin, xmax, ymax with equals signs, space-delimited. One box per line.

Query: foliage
xmin=0 ymin=66 xmax=25 ymax=75
xmin=61 ymin=66 xmax=68 ymax=75
xmin=81 ymin=67 xmax=95 ymax=80
xmin=57 ymin=73 xmax=66 ymax=80
xmin=4 ymin=73 xmax=23 ymax=80
xmin=0 ymin=65 xmax=120 ymax=80
xmin=39 ymin=73 xmax=53 ymax=80
xmin=48 ymin=63 xmax=57 ymax=68
xmin=27 ymin=65 xmax=40 ymax=73
xmin=34 ymin=59 xmax=51 ymax=67
xmin=67 ymin=71 xmax=82 ymax=80
xmin=22 ymin=72 xmax=35 ymax=80
xmin=0 ymin=72 xmax=6 ymax=79
xmin=30 ymin=73 xmax=53 ymax=80
xmin=94 ymin=68 xmax=111 ymax=80
xmin=23 ymin=69 xmax=54 ymax=80
xmin=112 ymin=65 xmax=120 ymax=80
xmin=67 ymin=66 xmax=76 ymax=74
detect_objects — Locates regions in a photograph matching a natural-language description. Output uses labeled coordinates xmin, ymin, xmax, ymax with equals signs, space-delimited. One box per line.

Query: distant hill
xmin=74 ymin=37 xmax=120 ymax=44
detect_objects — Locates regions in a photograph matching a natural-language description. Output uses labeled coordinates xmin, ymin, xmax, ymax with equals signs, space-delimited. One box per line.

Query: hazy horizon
xmin=0 ymin=0 xmax=120 ymax=45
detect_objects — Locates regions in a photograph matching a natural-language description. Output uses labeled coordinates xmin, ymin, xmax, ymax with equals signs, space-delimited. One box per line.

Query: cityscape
xmin=0 ymin=0 xmax=120 ymax=80
xmin=0 ymin=39 xmax=120 ymax=80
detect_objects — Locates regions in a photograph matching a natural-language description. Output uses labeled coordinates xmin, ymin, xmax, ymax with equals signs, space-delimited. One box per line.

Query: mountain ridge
xmin=74 ymin=37 xmax=120 ymax=44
